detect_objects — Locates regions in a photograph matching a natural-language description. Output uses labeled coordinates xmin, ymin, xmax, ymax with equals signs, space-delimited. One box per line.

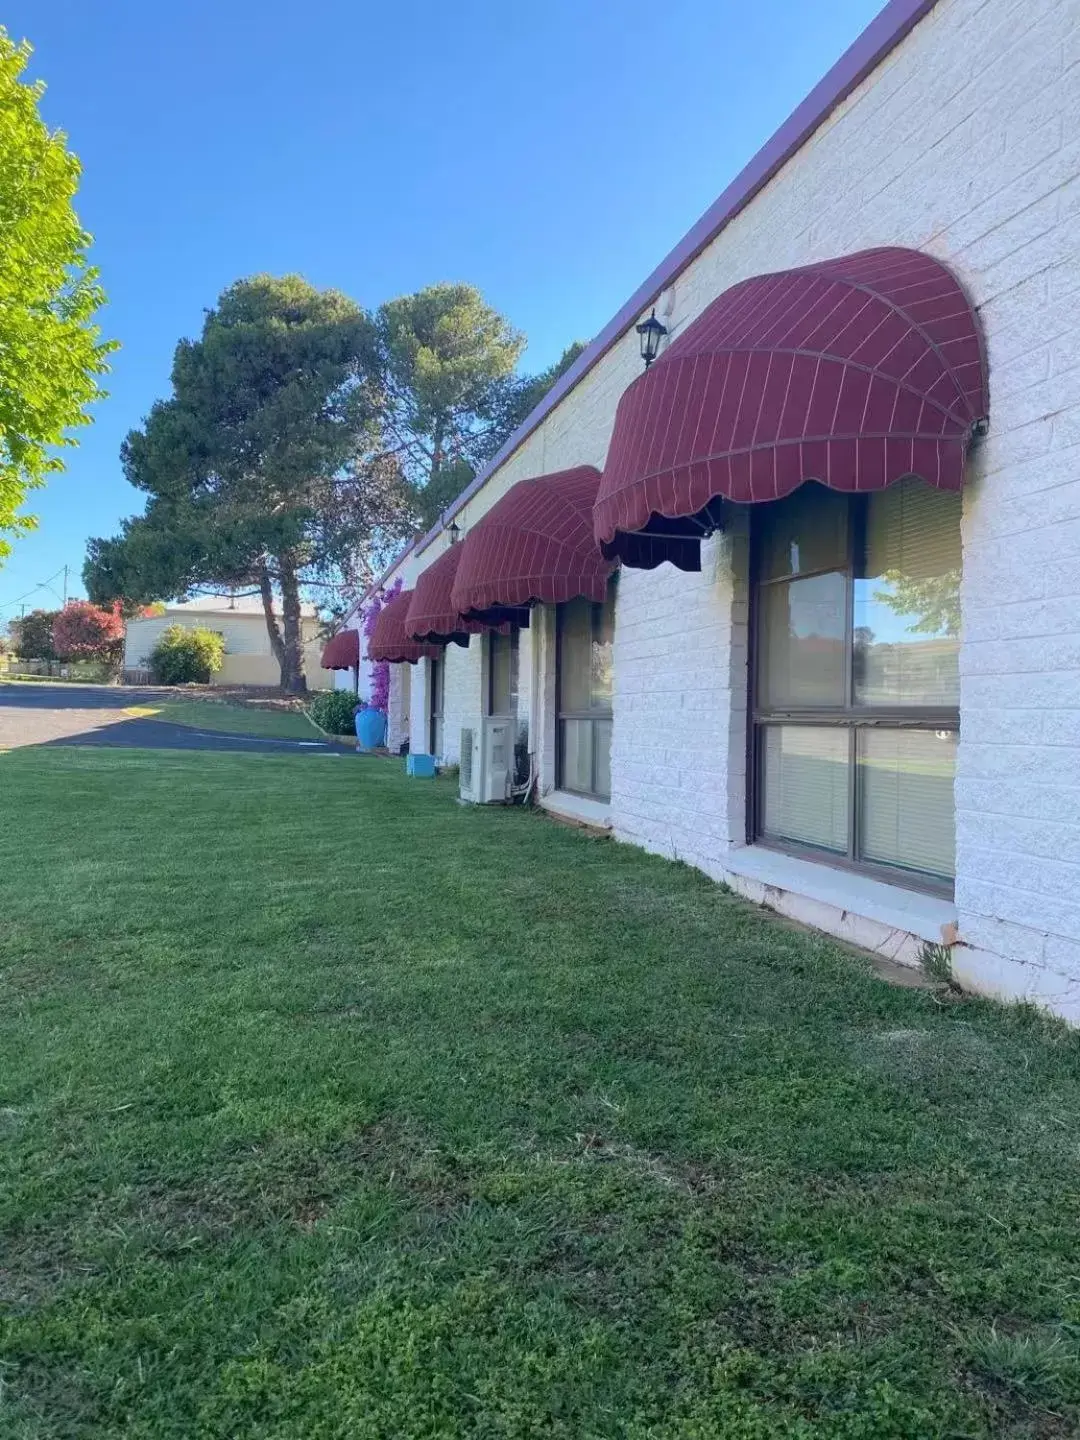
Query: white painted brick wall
xmin=408 ymin=660 xmax=431 ymax=757
xmin=441 ymin=637 xmax=483 ymax=767
xmin=370 ymin=0 xmax=1080 ymax=1020
xmin=386 ymin=665 xmax=409 ymax=753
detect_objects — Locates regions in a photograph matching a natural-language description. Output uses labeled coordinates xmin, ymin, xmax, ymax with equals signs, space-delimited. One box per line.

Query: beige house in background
xmin=123 ymin=595 xmax=327 ymax=688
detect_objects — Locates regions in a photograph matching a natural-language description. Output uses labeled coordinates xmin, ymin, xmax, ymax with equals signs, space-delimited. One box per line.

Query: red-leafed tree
xmin=52 ymin=599 xmax=124 ymax=662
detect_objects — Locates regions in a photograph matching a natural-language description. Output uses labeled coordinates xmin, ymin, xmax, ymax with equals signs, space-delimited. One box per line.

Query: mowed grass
xmin=143 ymin=697 xmax=320 ymax=741
xmin=2 ymin=749 xmax=1079 ymax=1438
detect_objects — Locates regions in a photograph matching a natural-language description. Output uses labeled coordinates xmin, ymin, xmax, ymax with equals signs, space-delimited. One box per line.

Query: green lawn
xmin=142 ymin=696 xmax=321 ymax=741
xmin=1 ymin=748 xmax=1079 ymax=1438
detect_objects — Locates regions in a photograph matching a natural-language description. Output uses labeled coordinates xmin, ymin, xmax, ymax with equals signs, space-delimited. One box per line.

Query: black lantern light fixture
xmin=636 ymin=307 xmax=668 ymax=368
xmin=448 ymin=518 xmax=460 ymax=544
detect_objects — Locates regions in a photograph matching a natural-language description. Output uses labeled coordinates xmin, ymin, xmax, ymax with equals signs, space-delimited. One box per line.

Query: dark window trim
xmin=748 ymin=490 xmax=959 ymax=896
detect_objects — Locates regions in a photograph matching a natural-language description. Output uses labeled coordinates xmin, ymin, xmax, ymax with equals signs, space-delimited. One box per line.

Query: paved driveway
xmin=0 ymin=683 xmax=340 ymax=754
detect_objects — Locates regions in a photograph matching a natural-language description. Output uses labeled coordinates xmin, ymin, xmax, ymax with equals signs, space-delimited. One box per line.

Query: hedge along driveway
xmin=1 ymin=747 xmax=1079 ymax=1438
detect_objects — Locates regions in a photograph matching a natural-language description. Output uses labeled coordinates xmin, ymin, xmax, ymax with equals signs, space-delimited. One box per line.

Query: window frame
xmin=747 ymin=488 xmax=959 ymax=898
xmin=555 ymin=594 xmax=614 ymax=801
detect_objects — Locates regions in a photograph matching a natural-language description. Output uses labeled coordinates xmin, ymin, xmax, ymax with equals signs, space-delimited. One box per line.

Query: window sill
xmin=541 ymin=790 xmax=612 ymax=831
xmin=724 ymin=844 xmax=956 ymax=947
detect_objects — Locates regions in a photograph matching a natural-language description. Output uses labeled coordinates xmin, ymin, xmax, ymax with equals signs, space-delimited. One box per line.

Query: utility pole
xmin=62 ymin=565 xmax=69 ymax=606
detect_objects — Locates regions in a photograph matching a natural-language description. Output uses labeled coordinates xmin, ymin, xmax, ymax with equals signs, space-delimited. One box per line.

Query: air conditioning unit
xmin=458 ymin=719 xmax=512 ymax=804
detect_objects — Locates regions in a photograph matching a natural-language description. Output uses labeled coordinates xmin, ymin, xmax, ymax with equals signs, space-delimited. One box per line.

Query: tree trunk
xmin=279 ymin=557 xmax=307 ymax=694
xmin=257 ymin=562 xmax=288 ymax=687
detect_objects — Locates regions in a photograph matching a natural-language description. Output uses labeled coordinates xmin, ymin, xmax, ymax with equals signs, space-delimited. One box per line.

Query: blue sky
xmin=0 ymin=0 xmax=884 ymax=619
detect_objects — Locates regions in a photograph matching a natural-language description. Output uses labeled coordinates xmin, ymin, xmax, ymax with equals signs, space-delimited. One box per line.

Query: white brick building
xmin=350 ymin=0 xmax=1080 ymax=1022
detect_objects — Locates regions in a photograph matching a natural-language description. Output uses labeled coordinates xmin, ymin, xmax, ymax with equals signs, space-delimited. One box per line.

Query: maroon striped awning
xmin=321 ymin=627 xmax=360 ymax=670
xmin=450 ymin=466 xmax=615 ymax=626
xmin=404 ymin=543 xmax=486 ymax=647
xmin=595 ymin=247 xmax=989 ymax=571
xmin=368 ymin=589 xmax=441 ymax=664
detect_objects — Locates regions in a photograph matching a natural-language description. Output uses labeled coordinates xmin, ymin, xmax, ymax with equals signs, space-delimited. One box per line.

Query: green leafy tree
xmin=0 ymin=30 xmax=114 ymax=562
xmin=502 ymin=340 xmax=588 ymax=432
xmin=377 ymin=312 xmax=588 ymax=531
xmin=85 ymin=275 xmax=412 ymax=691
xmin=373 ymin=284 xmax=524 ymax=530
xmin=10 ymin=607 xmax=58 ymax=659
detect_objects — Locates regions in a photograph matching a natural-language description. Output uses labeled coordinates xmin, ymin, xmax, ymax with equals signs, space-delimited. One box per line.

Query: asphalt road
xmin=0 ymin=683 xmax=342 ymax=754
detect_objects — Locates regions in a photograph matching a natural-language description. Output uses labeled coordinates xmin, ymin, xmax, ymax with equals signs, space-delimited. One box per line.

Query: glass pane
xmin=488 ymin=629 xmax=519 ymax=716
xmin=759 ymin=571 xmax=847 ymax=707
xmin=594 ymin=719 xmax=612 ymax=801
xmin=762 ymin=726 xmax=849 ymax=854
xmin=854 ymin=479 xmax=961 ymax=706
xmin=560 ymin=718 xmax=593 ymax=794
xmin=760 ymin=482 xmax=848 ymax=581
xmin=858 ymin=727 xmax=956 ymax=879
xmin=591 ymin=591 xmax=615 ymax=711
xmin=558 ymin=599 xmax=593 ymax=712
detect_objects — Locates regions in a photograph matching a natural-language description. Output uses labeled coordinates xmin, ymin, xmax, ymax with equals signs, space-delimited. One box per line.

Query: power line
xmin=0 ymin=567 xmax=69 ymax=615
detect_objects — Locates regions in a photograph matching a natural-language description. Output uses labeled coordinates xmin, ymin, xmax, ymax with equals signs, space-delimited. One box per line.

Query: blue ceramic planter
xmin=355 ymin=707 xmax=387 ymax=751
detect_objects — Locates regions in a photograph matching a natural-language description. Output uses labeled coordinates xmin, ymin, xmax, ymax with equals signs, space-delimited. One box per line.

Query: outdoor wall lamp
xmin=636 ymin=307 xmax=668 ymax=368
xmin=448 ymin=519 xmax=460 ymax=544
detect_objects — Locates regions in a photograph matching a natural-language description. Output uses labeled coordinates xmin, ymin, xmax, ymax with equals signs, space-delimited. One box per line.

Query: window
xmin=429 ymin=654 xmax=444 ymax=757
xmin=751 ymin=479 xmax=960 ymax=891
xmin=556 ymin=587 xmax=615 ymax=800
xmin=487 ymin=628 xmax=519 ymax=717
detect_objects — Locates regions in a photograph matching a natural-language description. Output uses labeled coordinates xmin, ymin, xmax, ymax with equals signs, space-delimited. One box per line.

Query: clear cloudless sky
xmin=0 ymin=0 xmax=885 ymax=617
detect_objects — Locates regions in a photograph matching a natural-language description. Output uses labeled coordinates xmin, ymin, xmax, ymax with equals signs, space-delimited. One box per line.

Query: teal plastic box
xmin=406 ymin=753 xmax=437 ymax=778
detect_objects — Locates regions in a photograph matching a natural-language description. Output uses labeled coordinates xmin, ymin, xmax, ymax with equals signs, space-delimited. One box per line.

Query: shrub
xmin=307 ymin=689 xmax=358 ymax=735
xmin=149 ymin=625 xmax=225 ymax=685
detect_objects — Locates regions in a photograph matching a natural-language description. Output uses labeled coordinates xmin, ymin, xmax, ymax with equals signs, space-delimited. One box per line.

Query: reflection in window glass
xmin=859 ymin=728 xmax=956 ymax=879
xmin=557 ymin=586 xmax=615 ymax=799
xmin=488 ymin=628 xmax=519 ymax=716
xmin=559 ymin=719 xmax=594 ymax=796
xmin=591 ymin=607 xmax=614 ymax=709
xmin=759 ymin=571 xmax=847 ymax=708
xmin=594 ymin=719 xmax=612 ymax=802
xmin=558 ymin=601 xmax=593 ymax=712
xmin=754 ymin=479 xmax=962 ymax=887
xmin=854 ymin=479 xmax=961 ymax=707
xmin=762 ymin=726 xmax=849 ymax=854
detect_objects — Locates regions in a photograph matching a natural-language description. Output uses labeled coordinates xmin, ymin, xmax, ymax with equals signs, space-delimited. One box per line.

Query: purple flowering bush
xmin=362 ymin=577 xmax=402 ymax=714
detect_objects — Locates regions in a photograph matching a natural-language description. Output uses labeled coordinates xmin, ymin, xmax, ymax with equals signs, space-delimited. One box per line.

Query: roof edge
xmin=355 ymin=0 xmax=939 ymax=599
